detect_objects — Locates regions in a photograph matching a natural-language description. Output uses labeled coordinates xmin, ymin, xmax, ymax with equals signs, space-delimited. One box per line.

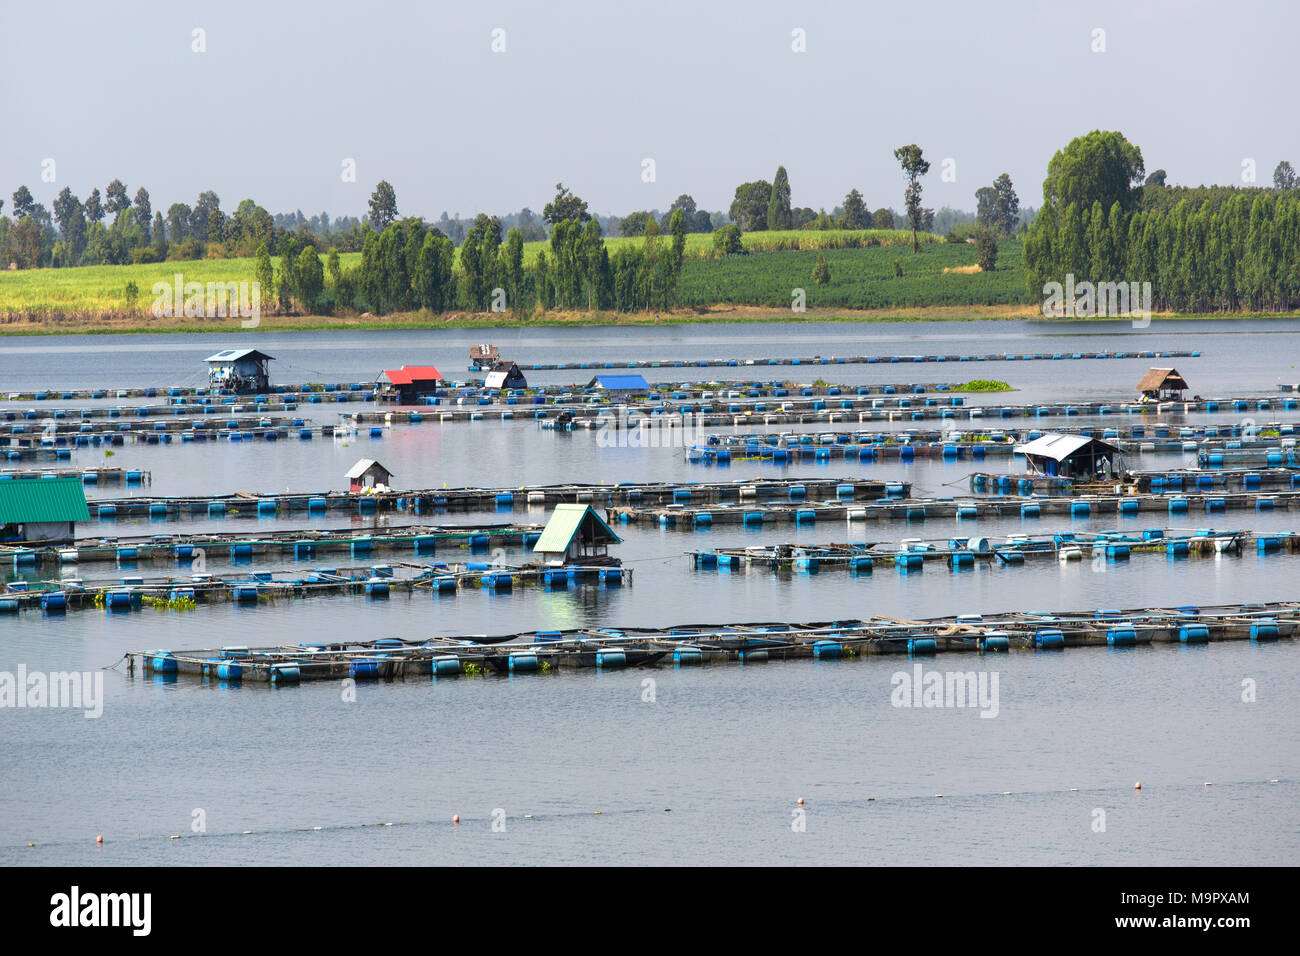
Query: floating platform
xmin=610 ymin=488 xmax=1300 ymax=528
xmin=1 ymin=561 xmax=630 ymax=614
xmin=65 ymin=477 xmax=908 ymax=523
xmin=2 ymin=522 xmax=543 ymax=567
xmin=0 ymin=467 xmax=150 ymax=484
xmin=467 ymin=348 xmax=1202 ymax=372
xmin=123 ymin=598 xmax=1295 ymax=685
xmin=688 ymin=526 xmax=1291 ymax=573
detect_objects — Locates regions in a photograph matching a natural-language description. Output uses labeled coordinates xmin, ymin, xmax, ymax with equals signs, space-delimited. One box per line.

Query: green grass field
xmin=0 ymin=228 xmax=976 ymax=318
xmin=678 ymin=240 xmax=1028 ymax=309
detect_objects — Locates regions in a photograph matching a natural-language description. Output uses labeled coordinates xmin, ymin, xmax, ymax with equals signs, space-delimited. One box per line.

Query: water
xmin=2 ymin=321 xmax=1297 ymax=865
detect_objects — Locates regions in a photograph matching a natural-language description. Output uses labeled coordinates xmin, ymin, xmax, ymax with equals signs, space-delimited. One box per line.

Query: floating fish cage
xmin=124 ymin=599 xmax=1295 ymax=686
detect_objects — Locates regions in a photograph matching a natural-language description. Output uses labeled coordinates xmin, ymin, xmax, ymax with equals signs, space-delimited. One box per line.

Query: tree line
xmin=1025 ymin=131 xmax=1300 ymax=312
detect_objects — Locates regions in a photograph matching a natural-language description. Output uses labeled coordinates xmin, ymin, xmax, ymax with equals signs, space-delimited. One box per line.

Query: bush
xmin=712 ymin=224 xmax=743 ymax=257
xmin=812 ymin=252 xmax=830 ymax=285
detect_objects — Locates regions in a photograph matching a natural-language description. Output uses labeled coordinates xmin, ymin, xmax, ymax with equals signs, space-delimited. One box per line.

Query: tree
xmin=893 ymin=144 xmax=931 ymax=252
xmin=105 ymin=179 xmax=130 ymax=215
xmin=619 ymin=211 xmax=652 ymax=236
xmin=368 ymin=181 xmax=398 ymax=230
xmin=133 ymin=188 xmax=152 ymax=242
xmin=11 ymin=186 xmax=35 ymax=220
xmin=1144 ymin=169 xmax=1168 ymax=188
xmin=975 ymin=228 xmax=998 ymax=271
xmin=167 ymin=203 xmax=191 ymax=243
xmin=1042 ymin=130 xmax=1144 ymax=214
xmin=767 ymin=166 xmax=793 ymax=231
xmin=729 ymin=180 xmax=771 ymax=231
xmin=327 ymin=249 xmax=342 ymax=290
xmin=977 ymin=174 xmax=1020 ymax=237
xmin=542 ymin=183 xmax=590 ymax=225
xmin=840 ymin=189 xmax=868 ymax=229
xmin=296 ymin=246 xmax=325 ymax=312
xmin=52 ymin=187 xmax=87 ymax=262
xmin=84 ymin=188 xmax=104 ymax=224
xmin=873 ymin=208 xmax=896 ymax=229
xmin=812 ymin=252 xmax=831 ymax=284
xmin=255 ymin=243 xmax=275 ymax=308
xmin=190 ymin=191 xmax=222 ymax=241
xmin=1275 ymin=161 xmax=1298 ymax=190
xmin=501 ymin=227 xmax=525 ymax=315
xmin=277 ymin=235 xmax=299 ymax=312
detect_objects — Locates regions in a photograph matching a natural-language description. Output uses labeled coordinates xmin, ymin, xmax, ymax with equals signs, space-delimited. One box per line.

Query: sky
xmin=2 ymin=0 xmax=1296 ymax=222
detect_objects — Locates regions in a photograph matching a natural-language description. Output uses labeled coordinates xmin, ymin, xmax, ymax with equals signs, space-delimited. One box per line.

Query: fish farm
xmin=124 ymin=599 xmax=1292 ymax=685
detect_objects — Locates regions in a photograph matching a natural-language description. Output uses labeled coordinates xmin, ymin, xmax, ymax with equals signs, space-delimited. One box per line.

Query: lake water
xmin=1 ymin=320 xmax=1297 ymax=865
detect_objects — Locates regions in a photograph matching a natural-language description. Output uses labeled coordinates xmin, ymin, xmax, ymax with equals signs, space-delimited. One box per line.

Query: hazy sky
xmin=2 ymin=0 xmax=1296 ymax=221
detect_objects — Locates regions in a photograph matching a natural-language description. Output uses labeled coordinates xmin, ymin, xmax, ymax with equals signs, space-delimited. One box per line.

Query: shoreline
xmin=0 ymin=303 xmax=1297 ymax=336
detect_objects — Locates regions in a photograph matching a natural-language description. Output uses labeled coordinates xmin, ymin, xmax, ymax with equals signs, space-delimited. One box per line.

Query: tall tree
xmin=1041 ymin=130 xmax=1144 ymax=214
xmin=728 ymin=180 xmax=771 ymax=232
xmin=368 ymin=181 xmax=398 ymax=230
xmin=133 ymin=188 xmax=152 ymax=244
xmin=1274 ymin=161 xmax=1298 ymax=190
xmin=542 ymin=183 xmax=590 ymax=225
xmin=296 ymin=246 xmax=325 ymax=312
xmin=766 ymin=166 xmax=793 ymax=231
xmin=893 ymin=144 xmax=931 ymax=252
xmin=840 ymin=189 xmax=868 ymax=229
xmin=84 ymin=188 xmax=104 ymax=224
xmin=52 ymin=187 xmax=87 ymax=260
xmin=105 ymin=179 xmax=130 ymax=215
xmin=254 ymin=243 xmax=275 ymax=308
xmin=166 ymin=203 xmax=191 ymax=243
xmin=11 ymin=186 xmax=35 ymax=220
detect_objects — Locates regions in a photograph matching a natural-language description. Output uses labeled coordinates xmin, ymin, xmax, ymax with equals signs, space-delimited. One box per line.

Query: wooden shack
xmin=532 ymin=504 xmax=622 ymax=567
xmin=345 ymin=459 xmax=394 ymax=493
xmin=1136 ymin=368 xmax=1189 ymax=402
xmin=470 ymin=344 xmax=500 ymax=369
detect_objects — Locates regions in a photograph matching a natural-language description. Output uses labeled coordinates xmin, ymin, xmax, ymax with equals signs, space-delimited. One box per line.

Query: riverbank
xmin=4 ymin=302 xmax=1293 ymax=336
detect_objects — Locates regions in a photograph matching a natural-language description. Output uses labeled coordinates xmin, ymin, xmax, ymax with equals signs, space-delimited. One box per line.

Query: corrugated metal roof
xmin=1014 ymin=434 xmax=1118 ymax=462
xmin=0 ymin=477 xmax=90 ymax=523
xmin=532 ymin=504 xmax=621 ymax=554
xmin=345 ymin=459 xmax=392 ymax=479
xmin=378 ymin=366 xmax=442 ymax=385
xmin=589 ymin=374 xmax=650 ymax=390
xmin=205 ymin=349 xmax=275 ymax=363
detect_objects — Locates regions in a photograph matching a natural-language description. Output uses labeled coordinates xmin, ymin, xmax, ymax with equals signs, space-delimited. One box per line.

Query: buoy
xmin=96 ymin=835 xmax=103 ymax=844
xmin=1134 ymin=781 xmax=1142 ymax=790
xmin=1069 ymin=788 xmax=1078 ymax=792
xmin=1204 ymin=782 xmax=1212 ymax=787
xmin=169 ymin=834 xmax=180 ymax=840
xmin=935 ymin=794 xmax=943 ymax=798
xmin=453 ymin=814 xmax=460 ymax=824
xmin=594 ymin=810 xmax=602 ymax=815
xmin=797 ymin=796 xmax=804 ymax=806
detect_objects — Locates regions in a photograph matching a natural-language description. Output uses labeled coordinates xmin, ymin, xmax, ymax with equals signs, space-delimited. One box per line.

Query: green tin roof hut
xmin=532 ymin=504 xmax=622 ymax=567
xmin=0 ymin=477 xmax=91 ymax=544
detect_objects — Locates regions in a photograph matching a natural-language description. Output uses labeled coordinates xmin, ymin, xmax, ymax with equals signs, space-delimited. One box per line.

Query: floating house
xmin=485 ymin=361 xmax=527 ymax=390
xmin=375 ymin=365 xmax=442 ymax=402
xmin=345 ymin=459 xmax=394 ymax=493
xmin=0 ymin=476 xmax=90 ymax=544
xmin=532 ymin=504 xmax=622 ymax=566
xmin=206 ymin=349 xmax=274 ymax=393
xmin=469 ymin=344 xmax=499 ymax=369
xmin=1136 ymin=368 xmax=1190 ymax=402
xmin=588 ymin=374 xmax=650 ymax=399
xmin=1015 ymin=434 xmax=1122 ymax=479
